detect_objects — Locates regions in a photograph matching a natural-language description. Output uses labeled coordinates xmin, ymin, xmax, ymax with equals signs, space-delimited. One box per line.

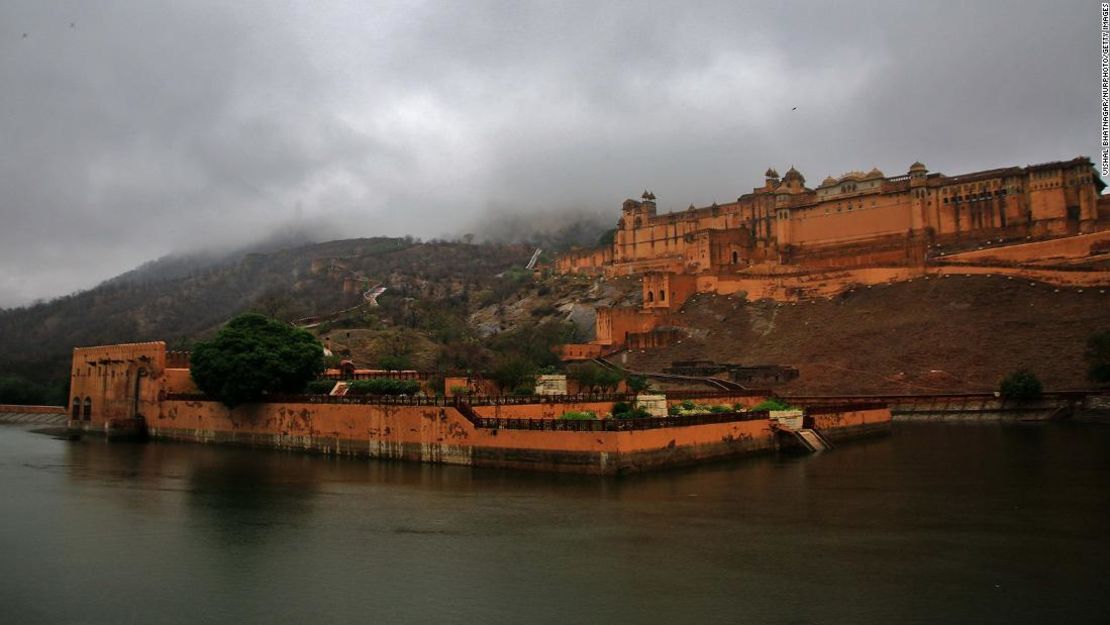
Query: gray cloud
xmin=0 ymin=0 xmax=1098 ymax=306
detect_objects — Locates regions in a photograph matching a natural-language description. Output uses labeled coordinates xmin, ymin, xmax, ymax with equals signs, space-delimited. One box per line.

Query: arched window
xmin=659 ymin=290 xmax=666 ymax=302
xmin=647 ymin=291 xmax=654 ymax=303
xmin=71 ymin=397 xmax=81 ymax=420
xmin=732 ymin=251 xmax=739 ymax=264
xmin=83 ymin=398 xmax=92 ymax=421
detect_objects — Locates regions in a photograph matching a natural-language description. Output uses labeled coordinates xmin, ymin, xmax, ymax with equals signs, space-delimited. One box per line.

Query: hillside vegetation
xmin=0 ymin=237 xmax=549 ymax=401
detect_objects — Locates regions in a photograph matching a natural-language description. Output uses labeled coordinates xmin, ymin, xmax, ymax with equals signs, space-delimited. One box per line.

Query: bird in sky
xmin=792 ymin=107 xmax=797 ymax=111
xmin=70 ymin=22 xmax=76 ymax=29
xmin=22 ymin=32 xmax=28 ymax=38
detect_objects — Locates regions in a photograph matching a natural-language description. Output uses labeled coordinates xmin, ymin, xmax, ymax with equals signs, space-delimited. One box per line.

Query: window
xmin=647 ymin=291 xmax=654 ymax=303
xmin=83 ymin=398 xmax=92 ymax=420
xmin=71 ymin=397 xmax=81 ymax=420
xmin=659 ymin=290 xmax=666 ymax=302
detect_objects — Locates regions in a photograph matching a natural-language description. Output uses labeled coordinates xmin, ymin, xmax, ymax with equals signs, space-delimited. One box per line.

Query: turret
xmin=909 ymin=161 xmax=928 ymax=185
xmin=781 ymin=166 xmax=805 ymax=192
xmin=765 ymin=167 xmax=780 ymax=190
xmin=908 ymin=161 xmax=929 ymax=232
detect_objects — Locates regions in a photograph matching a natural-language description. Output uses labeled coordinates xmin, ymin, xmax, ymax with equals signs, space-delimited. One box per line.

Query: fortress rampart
xmin=66 ymin=342 xmax=890 ymax=474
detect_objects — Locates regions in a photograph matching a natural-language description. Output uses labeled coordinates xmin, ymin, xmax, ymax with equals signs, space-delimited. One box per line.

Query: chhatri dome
xmin=782 ymin=166 xmax=805 ymax=184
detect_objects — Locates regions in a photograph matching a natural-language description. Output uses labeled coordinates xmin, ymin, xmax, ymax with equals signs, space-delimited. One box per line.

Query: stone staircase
xmin=794 ymin=428 xmax=832 ymax=452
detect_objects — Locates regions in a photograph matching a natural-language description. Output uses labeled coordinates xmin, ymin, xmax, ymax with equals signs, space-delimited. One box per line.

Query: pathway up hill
xmin=621 ymin=275 xmax=1109 ymax=395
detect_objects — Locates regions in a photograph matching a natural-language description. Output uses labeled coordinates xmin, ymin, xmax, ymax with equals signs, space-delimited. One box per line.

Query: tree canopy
xmin=566 ymin=362 xmax=623 ymax=392
xmin=999 ymin=368 xmax=1043 ymax=402
xmin=190 ymin=313 xmax=325 ymax=407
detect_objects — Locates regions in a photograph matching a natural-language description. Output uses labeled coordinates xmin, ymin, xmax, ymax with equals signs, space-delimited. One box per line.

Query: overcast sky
xmin=0 ymin=0 xmax=1099 ymax=307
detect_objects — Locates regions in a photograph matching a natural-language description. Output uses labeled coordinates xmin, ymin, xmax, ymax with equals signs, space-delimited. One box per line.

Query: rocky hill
xmin=0 ymin=237 xmax=538 ymax=399
xmin=621 ymin=276 xmax=1108 ymax=394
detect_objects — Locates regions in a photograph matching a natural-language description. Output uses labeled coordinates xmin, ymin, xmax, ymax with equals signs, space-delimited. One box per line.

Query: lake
xmin=1 ymin=422 xmax=1108 ymax=624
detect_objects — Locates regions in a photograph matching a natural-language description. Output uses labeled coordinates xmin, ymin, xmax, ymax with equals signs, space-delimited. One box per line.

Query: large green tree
xmin=190 ymin=313 xmax=325 ymax=407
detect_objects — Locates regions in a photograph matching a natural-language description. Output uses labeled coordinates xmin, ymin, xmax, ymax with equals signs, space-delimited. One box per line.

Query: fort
xmin=555 ymin=157 xmax=1110 ymax=356
xmin=62 ymin=341 xmax=891 ymax=474
xmin=40 ymin=156 xmax=1110 ymax=473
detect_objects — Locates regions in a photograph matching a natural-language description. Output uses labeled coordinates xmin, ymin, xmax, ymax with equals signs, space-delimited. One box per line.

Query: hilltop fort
xmin=555 ymin=157 xmax=1110 ymax=357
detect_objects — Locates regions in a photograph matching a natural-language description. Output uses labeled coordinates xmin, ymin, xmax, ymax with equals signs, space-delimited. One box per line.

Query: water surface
xmin=1 ymin=422 xmax=1107 ymax=624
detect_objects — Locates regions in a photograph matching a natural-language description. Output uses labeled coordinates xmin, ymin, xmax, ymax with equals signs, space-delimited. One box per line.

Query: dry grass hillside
xmin=622 ymin=275 xmax=1108 ymax=394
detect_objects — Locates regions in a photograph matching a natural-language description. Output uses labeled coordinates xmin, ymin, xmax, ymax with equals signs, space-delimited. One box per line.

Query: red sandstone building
xmin=556 ymin=157 xmax=1110 ymax=356
xmin=559 ymin=157 xmax=1105 ymax=276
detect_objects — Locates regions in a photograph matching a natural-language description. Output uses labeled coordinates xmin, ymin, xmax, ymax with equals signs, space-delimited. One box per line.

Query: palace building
xmin=557 ymin=156 xmax=1106 ymax=276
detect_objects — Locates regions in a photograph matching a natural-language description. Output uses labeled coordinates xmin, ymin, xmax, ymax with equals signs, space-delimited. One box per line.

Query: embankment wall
xmin=138 ymin=399 xmax=782 ymax=474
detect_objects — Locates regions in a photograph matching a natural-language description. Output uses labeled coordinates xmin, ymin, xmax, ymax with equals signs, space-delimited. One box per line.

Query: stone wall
xmin=135 ymin=398 xmax=784 ymax=474
xmin=69 ymin=342 xmax=167 ymax=425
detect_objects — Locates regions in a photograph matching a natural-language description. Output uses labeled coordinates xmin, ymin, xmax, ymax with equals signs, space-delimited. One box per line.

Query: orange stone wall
xmin=559 ymin=343 xmax=604 ymax=361
xmin=938 ymin=230 xmax=1110 ymax=264
xmin=809 ymin=407 xmax=890 ymax=432
xmin=69 ymin=342 xmax=168 ymax=425
xmin=642 ymin=271 xmax=698 ymax=310
xmin=146 ymin=398 xmax=782 ymax=473
xmin=595 ymin=307 xmax=670 ymax=346
xmin=140 ymin=396 xmax=886 ymax=473
xmin=555 ymin=246 xmax=613 ymax=274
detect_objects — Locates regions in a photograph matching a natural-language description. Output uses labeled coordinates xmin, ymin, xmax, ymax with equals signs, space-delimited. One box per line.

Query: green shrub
xmin=559 ymin=411 xmax=596 ymax=420
xmin=611 ymin=401 xmax=631 ymax=415
xmin=668 ymin=404 xmax=682 ymax=416
xmin=709 ymin=404 xmax=731 ymax=413
xmin=999 ymin=369 xmax=1043 ymax=401
xmin=305 ymin=379 xmax=337 ymax=395
xmin=749 ymin=398 xmax=793 ymax=412
xmin=680 ymin=400 xmax=696 ymax=410
xmin=347 ymin=378 xmax=422 ymax=396
xmin=625 ymin=375 xmax=651 ymax=393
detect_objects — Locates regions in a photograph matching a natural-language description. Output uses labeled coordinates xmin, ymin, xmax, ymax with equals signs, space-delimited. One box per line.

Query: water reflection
xmin=185 ymin=449 xmax=321 ymax=544
xmin=1 ymin=422 xmax=1107 ymax=625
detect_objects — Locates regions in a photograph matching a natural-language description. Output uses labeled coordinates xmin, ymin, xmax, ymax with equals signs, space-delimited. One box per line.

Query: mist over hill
xmin=0 ymin=234 xmax=538 ymax=400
